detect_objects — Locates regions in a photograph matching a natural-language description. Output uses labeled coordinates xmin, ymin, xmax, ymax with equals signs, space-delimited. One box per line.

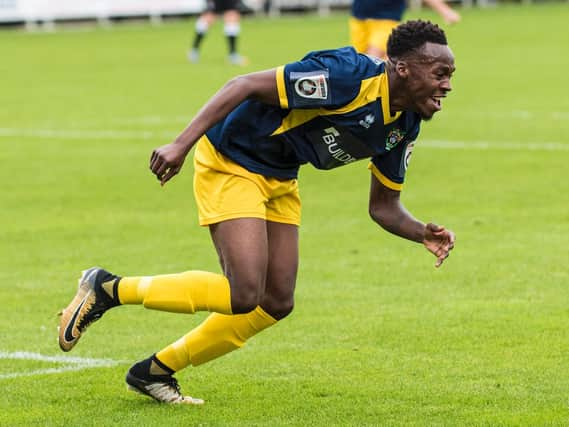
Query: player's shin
xmin=155 ymin=306 xmax=277 ymax=371
xmin=117 ymin=271 xmax=232 ymax=314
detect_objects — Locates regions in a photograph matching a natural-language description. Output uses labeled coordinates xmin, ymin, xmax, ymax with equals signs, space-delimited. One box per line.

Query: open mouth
xmin=431 ymin=95 xmax=446 ymax=111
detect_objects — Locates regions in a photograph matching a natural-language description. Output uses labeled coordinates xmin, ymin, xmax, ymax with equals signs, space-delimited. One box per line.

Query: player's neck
xmin=385 ymin=60 xmax=407 ymax=115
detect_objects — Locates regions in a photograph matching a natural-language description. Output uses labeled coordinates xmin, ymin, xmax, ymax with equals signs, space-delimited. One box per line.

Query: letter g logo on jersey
xmin=293 ymin=75 xmax=328 ymax=100
xmin=289 ymin=70 xmax=330 ymax=105
xmin=404 ymin=142 xmax=415 ymax=170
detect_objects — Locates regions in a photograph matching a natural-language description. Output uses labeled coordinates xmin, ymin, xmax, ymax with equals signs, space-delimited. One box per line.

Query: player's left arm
xmin=368 ymin=174 xmax=455 ymax=268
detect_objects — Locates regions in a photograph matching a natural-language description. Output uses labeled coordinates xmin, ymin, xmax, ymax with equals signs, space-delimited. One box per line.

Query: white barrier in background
xmin=0 ymin=0 xmax=207 ymax=24
xmin=0 ymin=0 xmax=352 ymax=25
xmin=0 ymin=0 xmax=471 ymax=25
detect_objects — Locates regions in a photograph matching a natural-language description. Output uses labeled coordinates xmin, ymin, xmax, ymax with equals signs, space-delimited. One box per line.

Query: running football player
xmin=59 ymin=20 xmax=456 ymax=404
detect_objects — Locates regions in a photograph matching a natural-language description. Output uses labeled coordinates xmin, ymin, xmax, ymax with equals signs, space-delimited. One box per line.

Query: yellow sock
xmin=156 ymin=306 xmax=277 ymax=371
xmin=117 ymin=271 xmax=232 ymax=315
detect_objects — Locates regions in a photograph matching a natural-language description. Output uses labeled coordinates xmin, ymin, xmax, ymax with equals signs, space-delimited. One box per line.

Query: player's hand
xmin=442 ymin=9 xmax=461 ymax=25
xmin=423 ymin=223 xmax=455 ymax=268
xmin=150 ymin=142 xmax=189 ymax=186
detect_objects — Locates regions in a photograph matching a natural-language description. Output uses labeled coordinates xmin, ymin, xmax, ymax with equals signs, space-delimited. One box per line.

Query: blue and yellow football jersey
xmin=205 ymin=47 xmax=421 ymax=190
xmin=351 ymin=0 xmax=406 ymax=21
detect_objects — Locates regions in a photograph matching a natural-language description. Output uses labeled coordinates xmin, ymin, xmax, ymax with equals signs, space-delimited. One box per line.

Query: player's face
xmin=406 ymin=43 xmax=455 ymax=120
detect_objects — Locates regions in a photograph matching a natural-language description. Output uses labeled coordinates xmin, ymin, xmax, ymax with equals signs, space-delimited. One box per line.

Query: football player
xmin=59 ymin=20 xmax=456 ymax=404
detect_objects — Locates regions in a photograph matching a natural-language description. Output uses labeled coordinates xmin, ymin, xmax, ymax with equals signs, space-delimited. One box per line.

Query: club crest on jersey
xmin=385 ymin=128 xmax=405 ymax=151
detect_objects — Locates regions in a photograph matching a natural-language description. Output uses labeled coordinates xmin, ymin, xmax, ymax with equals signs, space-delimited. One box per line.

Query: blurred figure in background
xmin=350 ymin=0 xmax=460 ymax=59
xmin=188 ymin=0 xmax=248 ymax=65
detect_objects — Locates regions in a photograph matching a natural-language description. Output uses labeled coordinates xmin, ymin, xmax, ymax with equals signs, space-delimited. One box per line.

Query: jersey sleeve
xmin=368 ymin=127 xmax=420 ymax=191
xmin=276 ymin=47 xmax=365 ymax=110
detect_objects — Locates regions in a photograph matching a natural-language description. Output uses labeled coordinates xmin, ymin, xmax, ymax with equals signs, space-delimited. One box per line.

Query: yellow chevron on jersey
xmin=205 ymin=47 xmax=421 ymax=188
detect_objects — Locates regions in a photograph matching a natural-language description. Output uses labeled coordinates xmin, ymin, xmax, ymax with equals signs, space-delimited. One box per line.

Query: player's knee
xmin=268 ymin=297 xmax=294 ymax=320
xmin=229 ymin=278 xmax=264 ymax=314
xmin=196 ymin=18 xmax=210 ymax=34
xmin=231 ymin=296 xmax=260 ymax=314
xmin=224 ymin=22 xmax=240 ymax=37
xmin=261 ymin=287 xmax=295 ymax=320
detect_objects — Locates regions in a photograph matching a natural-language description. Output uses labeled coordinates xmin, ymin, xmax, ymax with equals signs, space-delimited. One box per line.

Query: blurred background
xmin=0 ymin=0 xmax=523 ymax=29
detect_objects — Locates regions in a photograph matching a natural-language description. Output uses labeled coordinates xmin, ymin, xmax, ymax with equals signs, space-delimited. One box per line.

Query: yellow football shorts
xmin=193 ymin=137 xmax=301 ymax=226
xmin=349 ymin=18 xmax=399 ymax=54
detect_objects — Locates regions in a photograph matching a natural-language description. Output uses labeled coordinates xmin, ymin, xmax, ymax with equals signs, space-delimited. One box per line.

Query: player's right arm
xmin=150 ymin=69 xmax=279 ymax=185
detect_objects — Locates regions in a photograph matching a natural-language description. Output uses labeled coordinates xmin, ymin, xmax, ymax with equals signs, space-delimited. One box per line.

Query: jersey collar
xmin=380 ymin=72 xmax=402 ymax=125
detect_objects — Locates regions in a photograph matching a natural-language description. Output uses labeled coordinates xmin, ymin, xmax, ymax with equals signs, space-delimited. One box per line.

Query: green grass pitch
xmin=1 ymin=4 xmax=568 ymax=425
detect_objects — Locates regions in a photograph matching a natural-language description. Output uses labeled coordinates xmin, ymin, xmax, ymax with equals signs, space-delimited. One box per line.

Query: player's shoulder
xmin=300 ymin=46 xmax=358 ymax=61
xmin=300 ymin=46 xmax=376 ymax=65
xmin=300 ymin=47 xmax=385 ymax=77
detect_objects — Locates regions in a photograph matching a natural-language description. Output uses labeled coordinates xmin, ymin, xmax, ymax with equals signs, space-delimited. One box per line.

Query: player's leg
xmin=349 ymin=17 xmax=369 ymax=54
xmin=58 ymin=265 xmax=235 ymax=353
xmin=58 ymin=139 xmax=272 ymax=353
xmin=259 ymin=179 xmax=301 ymax=321
xmin=126 ymin=222 xmax=296 ymax=404
xmin=59 ymin=220 xmax=269 ymax=348
xmin=148 ymin=188 xmax=300 ymax=371
xmin=116 ymin=219 xmax=266 ymax=315
xmin=223 ymin=8 xmax=247 ymax=65
xmin=261 ymin=221 xmax=298 ymax=320
xmin=59 ymin=137 xmax=298 ymax=402
xmin=126 ymin=217 xmax=272 ymax=403
xmin=153 ymin=221 xmax=297 ymax=375
xmin=188 ymin=11 xmax=216 ymax=62
xmin=209 ymin=218 xmax=270 ymax=312
xmin=366 ymin=19 xmax=399 ymax=59
xmin=128 ymin=149 xmax=300 ymax=403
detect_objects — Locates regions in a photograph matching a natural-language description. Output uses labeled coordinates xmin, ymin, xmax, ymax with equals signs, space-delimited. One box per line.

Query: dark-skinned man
xmin=59 ymin=20 xmax=456 ymax=404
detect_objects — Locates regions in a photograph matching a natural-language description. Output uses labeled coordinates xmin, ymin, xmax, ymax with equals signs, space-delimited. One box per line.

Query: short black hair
xmin=387 ymin=20 xmax=447 ymax=59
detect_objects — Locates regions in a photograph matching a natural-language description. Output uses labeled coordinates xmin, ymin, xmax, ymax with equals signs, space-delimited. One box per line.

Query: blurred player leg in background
xmin=350 ymin=17 xmax=399 ymax=59
xmin=188 ymin=11 xmax=216 ymax=63
xmin=349 ymin=0 xmax=460 ymax=60
xmin=224 ymin=9 xmax=248 ymax=65
xmin=188 ymin=0 xmax=248 ymax=65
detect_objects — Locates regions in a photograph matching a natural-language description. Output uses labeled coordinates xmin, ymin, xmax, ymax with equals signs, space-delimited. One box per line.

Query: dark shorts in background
xmin=206 ymin=0 xmax=240 ymax=13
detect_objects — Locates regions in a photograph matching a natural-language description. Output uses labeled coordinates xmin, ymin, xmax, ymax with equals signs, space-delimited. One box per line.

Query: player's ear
xmin=395 ymin=60 xmax=409 ymax=78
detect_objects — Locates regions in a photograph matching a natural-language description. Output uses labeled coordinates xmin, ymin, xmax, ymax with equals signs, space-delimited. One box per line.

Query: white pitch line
xmin=0 ymin=351 xmax=119 ymax=365
xmin=109 ymin=115 xmax=192 ymax=125
xmin=0 ymin=366 xmax=103 ymax=379
xmin=98 ymin=110 xmax=569 ymax=124
xmin=0 ymin=351 xmax=124 ymax=380
xmin=422 ymin=140 xmax=569 ymax=152
xmin=0 ymin=127 xmax=567 ymax=152
xmin=0 ymin=128 xmax=172 ymax=140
